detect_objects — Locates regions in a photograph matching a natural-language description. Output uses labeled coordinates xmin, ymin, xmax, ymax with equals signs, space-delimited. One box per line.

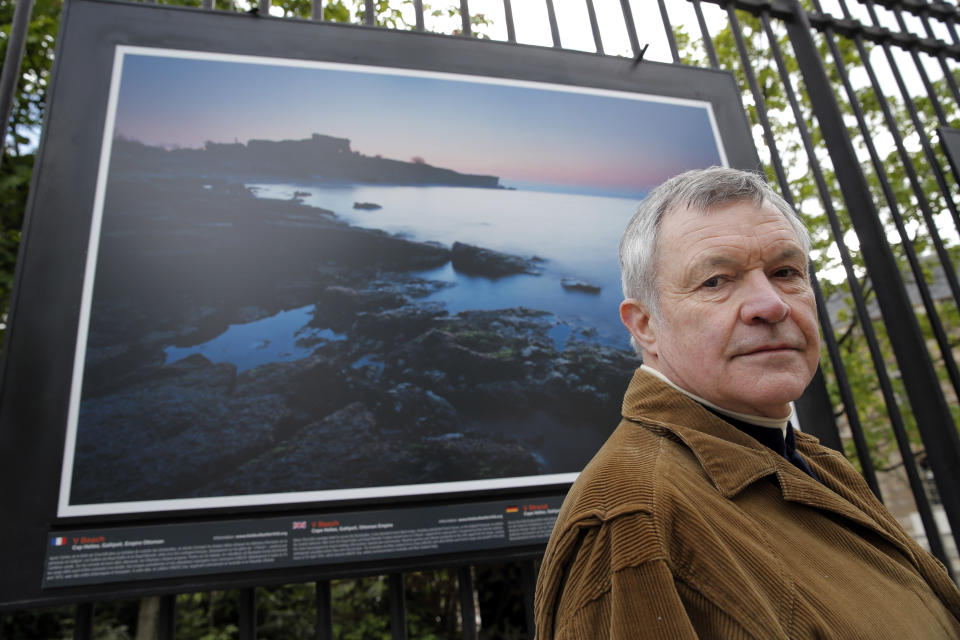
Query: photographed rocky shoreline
xmin=71 ymin=158 xmax=638 ymax=505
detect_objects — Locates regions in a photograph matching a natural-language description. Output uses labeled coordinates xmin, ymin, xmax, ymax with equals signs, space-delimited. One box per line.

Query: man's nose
xmin=739 ymin=272 xmax=790 ymax=324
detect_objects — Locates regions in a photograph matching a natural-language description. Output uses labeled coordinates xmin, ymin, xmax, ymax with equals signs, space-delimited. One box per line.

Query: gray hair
xmin=619 ymin=166 xmax=812 ymax=324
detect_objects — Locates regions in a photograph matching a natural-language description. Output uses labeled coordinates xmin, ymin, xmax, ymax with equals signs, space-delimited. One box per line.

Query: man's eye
xmin=702 ymin=276 xmax=722 ymax=288
xmin=773 ymin=267 xmax=800 ymax=278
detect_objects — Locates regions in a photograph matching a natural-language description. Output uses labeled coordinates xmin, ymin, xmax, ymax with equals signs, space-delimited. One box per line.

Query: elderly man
xmin=534 ymin=167 xmax=960 ymax=638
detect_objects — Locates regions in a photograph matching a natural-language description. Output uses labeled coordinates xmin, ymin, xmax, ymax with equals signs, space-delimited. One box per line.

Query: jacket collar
xmin=621 ymin=368 xmax=783 ymax=498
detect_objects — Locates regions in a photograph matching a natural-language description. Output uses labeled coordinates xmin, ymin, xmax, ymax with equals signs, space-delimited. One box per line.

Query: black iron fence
xmin=2 ymin=0 xmax=960 ymax=637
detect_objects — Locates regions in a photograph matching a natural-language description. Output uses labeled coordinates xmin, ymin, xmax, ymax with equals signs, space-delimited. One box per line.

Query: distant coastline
xmin=112 ymin=133 xmax=502 ymax=189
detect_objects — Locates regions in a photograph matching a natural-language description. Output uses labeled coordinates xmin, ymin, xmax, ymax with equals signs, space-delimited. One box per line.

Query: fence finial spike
xmin=632 ymin=44 xmax=650 ymax=68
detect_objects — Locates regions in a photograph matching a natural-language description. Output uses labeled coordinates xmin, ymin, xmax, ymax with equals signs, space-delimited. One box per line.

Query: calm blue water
xmin=167 ymin=184 xmax=638 ymax=369
xmin=251 ymin=183 xmax=639 ymax=347
xmin=165 ymin=305 xmax=344 ymax=371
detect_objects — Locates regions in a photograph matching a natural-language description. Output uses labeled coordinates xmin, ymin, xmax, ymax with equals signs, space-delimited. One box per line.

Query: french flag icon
xmin=51 ymin=537 xmax=66 ymax=547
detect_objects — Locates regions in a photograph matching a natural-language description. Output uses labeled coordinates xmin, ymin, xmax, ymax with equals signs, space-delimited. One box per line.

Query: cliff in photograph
xmin=113 ymin=133 xmax=502 ymax=188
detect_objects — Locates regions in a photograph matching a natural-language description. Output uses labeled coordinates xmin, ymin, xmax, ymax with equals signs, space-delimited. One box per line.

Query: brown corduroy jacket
xmin=535 ymin=369 xmax=960 ymax=639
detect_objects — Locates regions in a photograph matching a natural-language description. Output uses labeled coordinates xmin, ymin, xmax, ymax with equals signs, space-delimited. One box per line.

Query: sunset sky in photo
xmin=112 ymin=51 xmax=724 ymax=198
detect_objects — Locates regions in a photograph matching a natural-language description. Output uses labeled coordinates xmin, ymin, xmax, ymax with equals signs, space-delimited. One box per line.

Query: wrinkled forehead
xmin=655 ymin=199 xmax=805 ymax=264
xmin=660 ymin=197 xmax=798 ymax=243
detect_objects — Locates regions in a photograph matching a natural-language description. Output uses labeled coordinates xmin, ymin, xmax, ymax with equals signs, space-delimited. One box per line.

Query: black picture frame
xmin=0 ymin=0 xmax=760 ymax=607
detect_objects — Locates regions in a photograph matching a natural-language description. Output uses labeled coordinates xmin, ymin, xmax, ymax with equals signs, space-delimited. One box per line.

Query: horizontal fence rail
xmin=2 ymin=0 xmax=960 ymax=636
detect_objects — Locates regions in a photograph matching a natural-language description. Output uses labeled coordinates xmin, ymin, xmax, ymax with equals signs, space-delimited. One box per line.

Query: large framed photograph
xmin=0 ymin=0 xmax=759 ymax=604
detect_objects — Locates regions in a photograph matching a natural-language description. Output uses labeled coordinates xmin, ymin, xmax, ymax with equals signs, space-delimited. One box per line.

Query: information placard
xmin=44 ymin=495 xmax=563 ymax=588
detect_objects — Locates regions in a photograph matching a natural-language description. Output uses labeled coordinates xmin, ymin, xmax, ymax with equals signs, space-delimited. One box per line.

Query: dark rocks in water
xmin=450 ymin=241 xmax=542 ymax=278
xmin=353 ymin=302 xmax=448 ymax=340
xmin=387 ymin=328 xmax=522 ymax=385
xmin=195 ymin=400 xmax=541 ymax=495
xmin=72 ymin=353 xmax=261 ymax=503
xmin=310 ymin=285 xmax=408 ymax=332
xmin=196 ymin=402 xmax=385 ymax=494
xmin=76 ymin=293 xmax=638 ymax=502
xmin=561 ymin=278 xmax=602 ymax=294
xmin=379 ymin=382 xmax=459 ymax=436
xmin=353 ymin=201 xmax=382 ymax=210
xmin=306 ymin=225 xmax=451 ymax=272
xmin=277 ymin=355 xmax=366 ymax=417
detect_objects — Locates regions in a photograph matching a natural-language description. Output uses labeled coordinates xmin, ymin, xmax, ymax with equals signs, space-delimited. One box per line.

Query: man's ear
xmin=620 ymin=298 xmax=659 ymax=356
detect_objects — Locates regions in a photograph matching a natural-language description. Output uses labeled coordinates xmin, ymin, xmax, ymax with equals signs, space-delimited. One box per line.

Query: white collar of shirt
xmin=640 ymin=364 xmax=790 ymax=436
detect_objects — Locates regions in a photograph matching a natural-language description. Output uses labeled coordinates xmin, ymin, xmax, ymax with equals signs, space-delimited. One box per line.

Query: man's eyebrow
xmin=770 ymin=246 xmax=807 ymax=264
xmin=699 ymin=255 xmax=738 ymax=269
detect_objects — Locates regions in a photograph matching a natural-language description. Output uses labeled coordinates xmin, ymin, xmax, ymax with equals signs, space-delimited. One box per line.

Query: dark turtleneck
xmin=704 ymin=406 xmax=821 ymax=483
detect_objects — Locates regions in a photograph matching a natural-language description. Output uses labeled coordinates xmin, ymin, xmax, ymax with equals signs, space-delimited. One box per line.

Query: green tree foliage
xmin=0 ymin=0 xmax=60 ymax=335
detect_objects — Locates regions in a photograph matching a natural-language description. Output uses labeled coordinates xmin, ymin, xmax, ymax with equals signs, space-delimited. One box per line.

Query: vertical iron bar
xmin=657 ymin=0 xmax=680 ymax=63
xmin=619 ymin=0 xmax=642 ymax=58
xmin=316 ymin=580 xmax=333 ymax=640
xmin=727 ymin=6 xmax=790 ymax=190
xmin=585 ymin=0 xmax=605 ymax=54
xmin=786 ymin=0 xmax=960 ymax=559
xmin=806 ymin=275 xmax=854 ymax=457
xmin=312 ymin=0 xmax=323 ymax=21
xmin=812 ymin=12 xmax=953 ymax=561
xmin=761 ymin=10 xmax=889 ymax=499
xmin=503 ymin=0 xmax=516 ymax=43
xmin=832 ymin=0 xmax=853 ymax=22
xmin=389 ymin=573 xmax=407 ymax=640
xmin=157 ymin=594 xmax=176 ymax=640
xmin=414 ymin=0 xmax=425 ymax=31
xmin=202 ymin=0 xmax=214 ymax=10
xmin=796 ymin=364 xmax=845 ymax=454
xmin=918 ymin=10 xmax=960 ymax=105
xmin=844 ymin=28 xmax=960 ymax=402
xmin=74 ymin=603 xmax=93 ymax=640
xmin=822 ymin=0 xmax=960 ymax=391
xmin=545 ymin=0 xmax=561 ymax=48
xmin=0 ymin=0 xmax=34 ymax=163
xmin=892 ymin=7 xmax=950 ymax=124
xmin=364 ymin=0 xmax=375 ymax=25
xmin=239 ymin=587 xmax=256 ymax=640
xmin=520 ymin=559 xmax=537 ymax=639
xmin=876 ymin=46 xmax=960 ymax=305
xmin=832 ymin=0 xmax=960 ymax=328
xmin=692 ymin=0 xmax=720 ymax=69
xmin=834 ymin=0 xmax=960 ymax=399
xmin=944 ymin=12 xmax=960 ymax=47
xmin=259 ymin=0 xmax=270 ymax=16
xmin=458 ymin=566 xmax=478 ymax=640
xmin=460 ymin=0 xmax=471 ymax=36
xmin=863 ymin=0 xmax=960 ymax=238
